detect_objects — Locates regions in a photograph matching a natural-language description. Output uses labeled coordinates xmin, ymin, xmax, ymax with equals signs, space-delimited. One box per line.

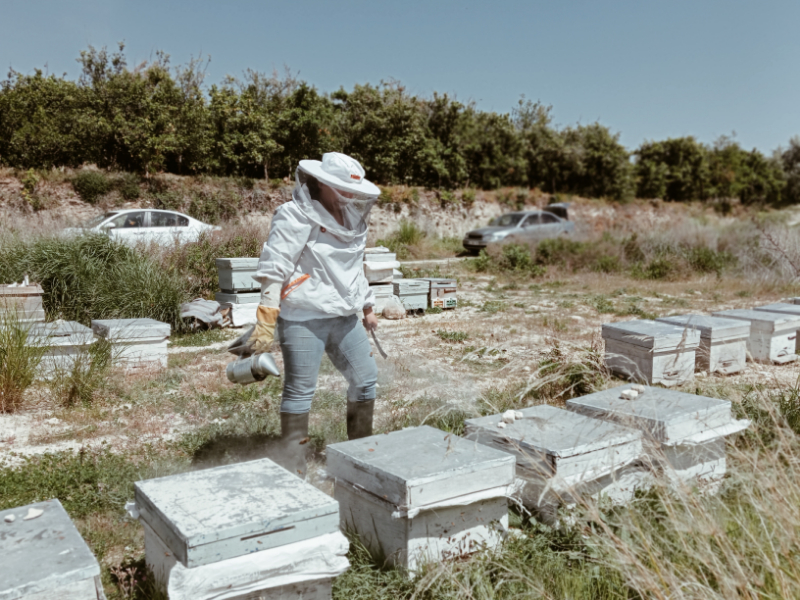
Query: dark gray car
xmin=462 ymin=203 xmax=574 ymax=253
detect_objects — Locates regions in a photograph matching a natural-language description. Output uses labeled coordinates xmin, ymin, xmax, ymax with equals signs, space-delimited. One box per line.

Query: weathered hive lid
xmin=566 ymin=384 xmax=748 ymax=445
xmin=712 ymin=308 xmax=800 ymax=333
xmin=91 ymin=318 xmax=170 ymax=340
xmin=134 ymin=458 xmax=339 ymax=568
xmin=656 ymin=314 xmax=750 ymax=341
xmin=214 ymin=257 xmax=259 ymax=270
xmin=0 ymin=499 xmax=101 ymax=598
xmin=602 ymin=319 xmax=701 ymax=350
xmin=393 ymin=279 xmax=430 ymax=292
xmin=364 ymin=246 xmax=391 ymax=254
xmin=420 ymin=278 xmax=457 ymax=286
xmin=363 ymin=250 xmax=397 ymax=262
xmin=27 ymin=321 xmax=94 ymax=346
xmin=752 ymin=303 xmax=800 ymax=318
xmin=326 ymin=426 xmax=515 ymax=510
xmin=464 ymin=405 xmax=641 ymax=459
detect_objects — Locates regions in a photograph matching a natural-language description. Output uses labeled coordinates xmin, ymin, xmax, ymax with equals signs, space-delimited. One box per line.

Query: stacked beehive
xmin=327 ymin=426 xmax=514 ymax=572
xmin=421 ymin=277 xmax=458 ymax=309
xmin=214 ymin=257 xmax=260 ymax=326
xmin=0 ymin=283 xmax=46 ymax=323
xmin=134 ymin=458 xmax=349 ymax=600
xmin=0 ymin=499 xmax=106 ymax=599
xmin=364 ymin=247 xmax=401 ymax=314
xmin=752 ymin=303 xmax=800 ymax=355
xmin=393 ymin=279 xmax=430 ymax=314
xmin=91 ymin=318 xmax=171 ymax=370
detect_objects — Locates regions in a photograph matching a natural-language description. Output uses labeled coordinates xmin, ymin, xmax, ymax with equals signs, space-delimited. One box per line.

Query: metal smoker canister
xmin=226 ymin=353 xmax=281 ymax=385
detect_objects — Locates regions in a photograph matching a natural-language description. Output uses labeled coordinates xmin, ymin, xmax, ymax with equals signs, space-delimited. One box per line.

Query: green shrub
xmin=0 ymin=314 xmax=48 ymax=412
xmin=685 ymin=246 xmax=736 ymax=275
xmin=462 ymin=188 xmax=476 ymax=206
xmin=436 ymin=330 xmax=469 ymax=342
xmin=641 ymin=256 xmax=674 ymax=279
xmin=48 ymin=339 xmax=113 ymax=407
xmin=72 ymin=171 xmax=111 ymax=204
xmin=469 ymin=249 xmax=493 ymax=271
xmin=594 ymin=254 xmax=621 ymax=273
xmin=115 ymin=172 xmax=141 ymax=200
xmin=500 ymin=243 xmax=533 ymax=271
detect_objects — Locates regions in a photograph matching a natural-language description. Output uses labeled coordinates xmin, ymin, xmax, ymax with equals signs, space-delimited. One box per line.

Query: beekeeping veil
xmin=294 ymin=153 xmax=380 ymax=240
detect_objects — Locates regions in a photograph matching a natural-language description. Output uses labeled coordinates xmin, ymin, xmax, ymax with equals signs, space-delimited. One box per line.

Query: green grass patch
xmin=436 ymin=330 xmax=469 ymax=343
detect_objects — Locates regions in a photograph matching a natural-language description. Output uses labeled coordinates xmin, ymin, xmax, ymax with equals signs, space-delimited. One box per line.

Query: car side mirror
xmin=102 ymin=223 xmax=116 ymax=230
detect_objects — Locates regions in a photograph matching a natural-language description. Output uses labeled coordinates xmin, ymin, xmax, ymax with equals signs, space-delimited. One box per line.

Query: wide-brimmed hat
xmin=298 ymin=152 xmax=381 ymax=197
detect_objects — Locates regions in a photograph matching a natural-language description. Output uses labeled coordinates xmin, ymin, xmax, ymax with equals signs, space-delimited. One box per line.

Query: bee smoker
xmin=226 ymin=352 xmax=281 ymax=385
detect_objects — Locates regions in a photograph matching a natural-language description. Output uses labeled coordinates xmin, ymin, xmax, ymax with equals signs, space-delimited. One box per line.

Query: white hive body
xmin=363 ymin=247 xmax=399 ymax=284
xmin=712 ymin=308 xmax=800 ymax=364
xmin=327 ymin=426 xmax=515 ymax=572
xmin=602 ymin=320 xmax=701 ymax=385
xmin=752 ymin=303 xmax=800 ymax=353
xmin=26 ymin=321 xmax=95 ymax=376
xmin=566 ymin=384 xmax=749 ymax=486
xmin=656 ymin=314 xmax=749 ymax=374
xmin=91 ymin=318 xmax=170 ymax=370
xmin=368 ymin=283 xmax=397 ymax=314
xmin=214 ymin=291 xmax=261 ymax=305
xmin=0 ymin=499 xmax=105 ymax=600
xmin=420 ymin=278 xmax=457 ymax=309
xmin=392 ymin=279 xmax=430 ymax=313
xmin=216 ymin=258 xmax=260 ymax=292
xmin=0 ymin=284 xmax=46 ymax=323
xmin=464 ymin=405 xmax=647 ymax=519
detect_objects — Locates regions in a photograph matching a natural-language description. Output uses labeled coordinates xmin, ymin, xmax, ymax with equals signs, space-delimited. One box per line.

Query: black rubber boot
xmin=278 ymin=412 xmax=309 ymax=478
xmin=346 ymin=399 xmax=375 ymax=440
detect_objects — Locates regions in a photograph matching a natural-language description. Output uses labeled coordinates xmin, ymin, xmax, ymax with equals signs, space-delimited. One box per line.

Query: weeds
xmin=436 ymin=330 xmax=469 ymax=343
xmin=48 ymin=339 xmax=113 ymax=407
xmin=0 ymin=312 xmax=47 ymax=412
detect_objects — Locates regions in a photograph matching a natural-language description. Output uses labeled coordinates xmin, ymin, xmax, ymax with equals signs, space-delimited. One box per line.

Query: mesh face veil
xmin=293 ymin=167 xmax=378 ymax=239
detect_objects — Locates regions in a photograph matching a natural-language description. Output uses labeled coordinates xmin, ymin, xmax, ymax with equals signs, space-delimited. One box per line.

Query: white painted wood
xmin=215 ymin=292 xmax=261 ymax=304
xmin=326 ymin=426 xmax=515 ymax=510
xmin=661 ymin=438 xmax=726 ymax=483
xmin=697 ymin=338 xmax=747 ymax=374
xmin=335 ymin=480 xmax=507 ymax=573
xmin=753 ymin=303 xmax=800 ymax=353
xmin=0 ymin=284 xmax=46 ymax=323
xmin=91 ymin=318 xmax=170 ymax=340
xmin=652 ymin=315 xmax=748 ymax=374
xmin=216 ymin=258 xmax=260 ymax=292
xmin=393 ymin=280 xmax=430 ymax=311
xmin=363 ymin=263 xmax=396 ymax=284
xmin=420 ymin=278 xmax=457 ymax=306
xmin=135 ymin=458 xmax=340 ymax=568
xmin=91 ymin=318 xmax=170 ymax=370
xmin=26 ymin=322 xmax=96 ymax=376
xmin=656 ymin=314 xmax=750 ymax=342
xmin=362 ymin=252 xmax=397 ymax=263
xmin=0 ymin=499 xmax=102 ymax=600
xmin=712 ymin=309 xmax=799 ymax=363
xmin=230 ymin=579 xmax=332 ymax=600
xmin=604 ymin=338 xmax=696 ymax=386
xmin=602 ymin=319 xmax=701 ymax=351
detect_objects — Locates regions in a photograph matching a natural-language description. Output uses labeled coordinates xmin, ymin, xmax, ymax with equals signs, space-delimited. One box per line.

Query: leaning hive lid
xmin=326 ymin=426 xmax=515 ymax=509
xmin=566 ymin=384 xmax=748 ymax=445
xmin=602 ymin=319 xmax=700 ymax=350
xmin=752 ymin=303 xmax=800 ymax=318
xmin=464 ymin=405 xmax=641 ymax=459
xmin=712 ymin=308 xmax=800 ymax=333
xmin=656 ymin=314 xmax=750 ymax=341
xmin=134 ymin=459 xmax=339 ymax=565
xmin=0 ymin=499 xmax=100 ymax=598
xmin=214 ymin=257 xmax=259 ymax=270
xmin=27 ymin=321 xmax=93 ymax=346
xmin=91 ymin=318 xmax=170 ymax=340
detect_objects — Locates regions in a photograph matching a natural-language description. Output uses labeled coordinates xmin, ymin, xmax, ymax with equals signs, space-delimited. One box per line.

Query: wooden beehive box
xmin=213 ymin=291 xmax=260 ymax=305
xmin=92 ymin=318 xmax=170 ymax=369
xmin=27 ymin=321 xmax=95 ymax=375
xmin=369 ymin=282 xmax=395 ymax=313
xmin=656 ymin=314 xmax=749 ymax=374
xmin=134 ymin=458 xmax=340 ymax=568
xmin=0 ymin=284 xmax=46 ymax=323
xmin=602 ymin=320 xmax=700 ymax=386
xmin=327 ymin=426 xmax=514 ymax=572
xmin=566 ymin=384 xmax=749 ymax=484
xmin=421 ymin=278 xmax=457 ymax=309
xmin=712 ymin=308 xmax=800 ymax=363
xmin=752 ymin=303 xmax=800 ymax=353
xmin=393 ymin=279 xmax=429 ymax=312
xmin=215 ymin=258 xmax=260 ymax=292
xmin=0 ymin=499 xmax=105 ymax=600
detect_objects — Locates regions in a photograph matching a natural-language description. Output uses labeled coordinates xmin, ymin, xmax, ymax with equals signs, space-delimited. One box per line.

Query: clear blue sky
xmin=2 ymin=0 xmax=798 ymax=154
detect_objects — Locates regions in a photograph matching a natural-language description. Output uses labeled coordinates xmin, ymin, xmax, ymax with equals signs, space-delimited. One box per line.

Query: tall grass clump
xmin=0 ymin=312 xmax=47 ymax=412
xmin=48 ymin=338 xmax=113 ymax=407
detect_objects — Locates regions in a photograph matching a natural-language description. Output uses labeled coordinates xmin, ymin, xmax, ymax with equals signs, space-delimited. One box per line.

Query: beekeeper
xmin=247 ymin=152 xmax=381 ymax=477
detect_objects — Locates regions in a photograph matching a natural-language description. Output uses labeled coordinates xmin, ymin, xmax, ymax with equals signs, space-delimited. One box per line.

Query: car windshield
xmin=489 ymin=214 xmax=524 ymax=227
xmin=82 ymin=213 xmax=118 ymax=228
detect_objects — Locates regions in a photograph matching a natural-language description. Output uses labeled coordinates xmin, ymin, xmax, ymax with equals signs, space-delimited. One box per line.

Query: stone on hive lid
xmin=134 ymin=458 xmax=340 ymax=568
xmin=326 ymin=425 xmax=515 ymax=510
xmin=0 ymin=499 xmax=102 ymax=599
xmin=91 ymin=318 xmax=170 ymax=341
xmin=602 ymin=319 xmax=701 ymax=350
xmin=656 ymin=314 xmax=750 ymax=341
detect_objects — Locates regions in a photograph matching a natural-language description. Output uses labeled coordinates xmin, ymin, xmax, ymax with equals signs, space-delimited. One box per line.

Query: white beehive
xmin=27 ymin=321 xmax=95 ymax=375
xmin=91 ymin=318 xmax=170 ymax=369
xmin=369 ymin=283 xmax=396 ymax=314
xmin=566 ymin=384 xmax=749 ymax=485
xmin=393 ymin=279 xmax=430 ymax=313
xmin=327 ymin=426 xmax=515 ymax=572
xmin=0 ymin=284 xmax=46 ymax=323
xmin=465 ymin=405 xmax=646 ymax=518
xmin=421 ymin=278 xmax=457 ymax=309
xmin=712 ymin=308 xmax=800 ymax=364
xmin=0 ymin=499 xmax=105 ymax=600
xmin=216 ymin=258 xmax=260 ymax=292
xmin=214 ymin=291 xmax=261 ymax=305
xmin=656 ymin=314 xmax=749 ymax=374
xmin=602 ymin=320 xmax=700 ymax=386
xmin=752 ymin=303 xmax=800 ymax=353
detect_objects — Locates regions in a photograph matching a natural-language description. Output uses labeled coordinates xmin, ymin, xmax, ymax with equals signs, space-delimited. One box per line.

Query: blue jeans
xmin=277 ymin=315 xmax=378 ymax=414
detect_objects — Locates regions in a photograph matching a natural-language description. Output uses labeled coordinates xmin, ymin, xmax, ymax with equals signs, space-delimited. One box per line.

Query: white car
xmin=69 ymin=209 xmax=219 ymax=245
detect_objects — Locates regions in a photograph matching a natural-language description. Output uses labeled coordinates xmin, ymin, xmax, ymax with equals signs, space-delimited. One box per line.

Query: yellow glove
xmin=248 ymin=305 xmax=280 ymax=353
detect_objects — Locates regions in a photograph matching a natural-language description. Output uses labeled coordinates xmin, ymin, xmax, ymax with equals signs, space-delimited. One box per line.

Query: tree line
xmin=1 ymin=44 xmax=798 ymax=203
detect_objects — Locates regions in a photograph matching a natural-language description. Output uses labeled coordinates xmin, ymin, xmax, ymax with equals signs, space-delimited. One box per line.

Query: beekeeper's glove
xmin=248 ymin=282 xmax=281 ymax=353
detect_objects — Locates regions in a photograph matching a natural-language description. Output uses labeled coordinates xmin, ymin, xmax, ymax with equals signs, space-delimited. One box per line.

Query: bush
xmin=115 ymin=172 xmax=141 ymax=200
xmin=685 ymin=246 xmax=736 ymax=276
xmin=72 ymin=171 xmax=111 ymax=204
xmin=436 ymin=330 xmax=469 ymax=342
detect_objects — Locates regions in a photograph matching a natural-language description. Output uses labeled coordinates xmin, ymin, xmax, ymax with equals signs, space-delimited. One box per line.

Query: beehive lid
xmin=326 ymin=426 xmax=515 ymax=509
xmin=364 ymin=247 xmax=391 ymax=254
xmin=752 ymin=303 xmax=800 ymax=318
xmin=393 ymin=279 xmax=430 ymax=292
xmin=656 ymin=314 xmax=750 ymax=341
xmin=0 ymin=499 xmax=100 ymax=599
xmin=134 ymin=458 xmax=339 ymax=567
xmin=464 ymin=405 xmax=641 ymax=459
xmin=566 ymin=384 xmax=746 ymax=444
xmin=420 ymin=278 xmax=457 ymax=286
xmin=602 ymin=319 xmax=700 ymax=350
xmin=27 ymin=321 xmax=94 ymax=346
xmin=215 ymin=257 xmax=259 ymax=270
xmin=363 ymin=251 xmax=397 ymax=262
xmin=91 ymin=318 xmax=170 ymax=340
xmin=0 ymin=284 xmax=43 ymax=297
xmin=712 ymin=308 xmax=800 ymax=333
